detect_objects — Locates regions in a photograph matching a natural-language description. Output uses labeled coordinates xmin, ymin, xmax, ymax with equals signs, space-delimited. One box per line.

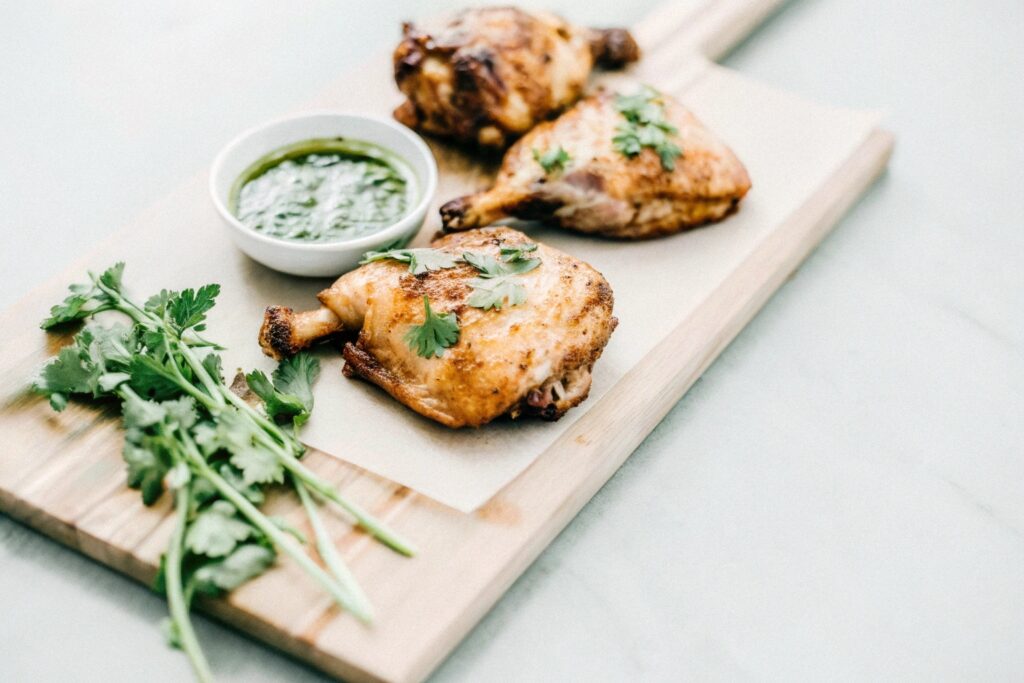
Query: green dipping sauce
xmin=230 ymin=138 xmax=416 ymax=243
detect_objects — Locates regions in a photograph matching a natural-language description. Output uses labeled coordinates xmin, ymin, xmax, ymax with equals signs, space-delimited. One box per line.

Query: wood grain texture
xmin=0 ymin=2 xmax=891 ymax=681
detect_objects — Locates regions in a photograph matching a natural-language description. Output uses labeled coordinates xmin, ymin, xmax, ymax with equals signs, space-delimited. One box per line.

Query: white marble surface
xmin=2 ymin=1 xmax=1022 ymax=681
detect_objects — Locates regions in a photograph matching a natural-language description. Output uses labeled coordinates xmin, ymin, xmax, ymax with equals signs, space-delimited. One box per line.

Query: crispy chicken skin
xmin=440 ymin=91 xmax=752 ymax=239
xmin=258 ymin=227 xmax=617 ymax=428
xmin=393 ymin=7 xmax=639 ymax=149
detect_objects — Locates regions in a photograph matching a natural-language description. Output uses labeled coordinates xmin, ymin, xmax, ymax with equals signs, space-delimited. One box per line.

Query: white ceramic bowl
xmin=210 ymin=111 xmax=437 ymax=277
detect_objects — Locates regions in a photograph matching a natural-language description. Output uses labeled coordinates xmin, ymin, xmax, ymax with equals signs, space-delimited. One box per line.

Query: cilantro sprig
xmin=532 ymin=146 xmax=571 ymax=174
xmin=34 ymin=264 xmax=411 ymax=681
xmin=245 ymin=353 xmax=320 ymax=429
xmin=463 ymin=243 xmax=541 ymax=311
xmin=360 ymin=247 xmax=459 ymax=274
xmin=612 ymin=85 xmax=683 ymax=171
xmin=405 ymin=296 xmax=460 ymax=358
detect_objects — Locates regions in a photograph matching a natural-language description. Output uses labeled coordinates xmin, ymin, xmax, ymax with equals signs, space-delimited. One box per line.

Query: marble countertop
xmin=2 ymin=1 xmax=1021 ymax=680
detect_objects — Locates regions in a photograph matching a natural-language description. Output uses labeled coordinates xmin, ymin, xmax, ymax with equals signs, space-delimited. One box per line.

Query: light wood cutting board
xmin=0 ymin=1 xmax=893 ymax=681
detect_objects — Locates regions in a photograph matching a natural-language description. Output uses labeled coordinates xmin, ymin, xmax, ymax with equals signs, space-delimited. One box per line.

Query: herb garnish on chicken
xmin=259 ymin=227 xmax=617 ymax=428
xmin=441 ymin=89 xmax=752 ymax=239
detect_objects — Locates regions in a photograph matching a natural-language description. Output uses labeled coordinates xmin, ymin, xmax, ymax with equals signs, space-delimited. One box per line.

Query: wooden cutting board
xmin=0 ymin=1 xmax=893 ymax=681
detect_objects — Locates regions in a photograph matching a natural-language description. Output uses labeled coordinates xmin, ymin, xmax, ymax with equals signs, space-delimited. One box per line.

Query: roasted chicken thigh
xmin=259 ymin=227 xmax=616 ymax=428
xmin=441 ymin=89 xmax=752 ymax=238
xmin=393 ymin=7 xmax=639 ymax=149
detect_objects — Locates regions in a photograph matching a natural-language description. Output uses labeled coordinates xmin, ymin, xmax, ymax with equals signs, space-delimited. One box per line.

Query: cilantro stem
xmin=173 ymin=338 xmax=226 ymax=408
xmin=282 ymin=457 xmax=416 ymax=557
xmin=219 ymin=387 xmax=295 ymax=451
xmin=165 ymin=350 xmax=221 ymax=409
xmin=218 ymin=388 xmax=416 ymax=556
xmin=90 ymin=273 xmax=150 ymax=322
xmin=167 ymin=481 xmax=214 ymax=683
xmin=178 ymin=432 xmax=373 ymax=623
xmin=295 ymin=478 xmax=374 ymax=620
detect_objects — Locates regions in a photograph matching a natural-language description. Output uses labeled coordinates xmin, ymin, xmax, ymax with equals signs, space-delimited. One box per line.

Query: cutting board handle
xmin=633 ymin=0 xmax=788 ymax=61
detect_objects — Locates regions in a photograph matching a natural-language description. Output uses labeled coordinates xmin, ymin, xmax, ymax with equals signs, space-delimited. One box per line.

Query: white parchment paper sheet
xmin=116 ymin=65 xmax=879 ymax=513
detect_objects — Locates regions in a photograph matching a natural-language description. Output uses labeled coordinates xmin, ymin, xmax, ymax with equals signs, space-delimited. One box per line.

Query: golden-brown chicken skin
xmin=258 ymin=227 xmax=617 ymax=428
xmin=440 ymin=90 xmax=752 ymax=238
xmin=393 ymin=7 xmax=639 ymax=149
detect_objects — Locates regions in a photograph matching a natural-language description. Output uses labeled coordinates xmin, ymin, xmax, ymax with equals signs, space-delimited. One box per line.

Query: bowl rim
xmin=209 ymin=110 xmax=438 ymax=254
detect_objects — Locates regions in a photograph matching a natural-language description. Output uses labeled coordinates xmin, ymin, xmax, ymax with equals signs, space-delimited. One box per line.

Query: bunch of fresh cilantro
xmin=33 ymin=263 xmax=413 ymax=682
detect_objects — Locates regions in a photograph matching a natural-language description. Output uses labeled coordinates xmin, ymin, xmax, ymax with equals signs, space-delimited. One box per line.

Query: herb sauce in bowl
xmin=229 ymin=138 xmax=417 ymax=243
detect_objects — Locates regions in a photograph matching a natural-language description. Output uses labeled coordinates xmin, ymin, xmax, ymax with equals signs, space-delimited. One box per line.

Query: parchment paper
xmin=112 ymin=65 xmax=880 ymax=513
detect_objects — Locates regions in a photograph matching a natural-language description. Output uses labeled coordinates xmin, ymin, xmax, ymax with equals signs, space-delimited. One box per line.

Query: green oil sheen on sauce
xmin=230 ymin=138 xmax=416 ymax=243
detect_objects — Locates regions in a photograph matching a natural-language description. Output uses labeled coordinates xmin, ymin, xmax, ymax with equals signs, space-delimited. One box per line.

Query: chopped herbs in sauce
xmin=230 ymin=138 xmax=416 ymax=243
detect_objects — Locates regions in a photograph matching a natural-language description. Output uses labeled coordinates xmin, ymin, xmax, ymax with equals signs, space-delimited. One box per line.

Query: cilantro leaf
xmin=129 ymin=355 xmax=184 ymax=401
xmin=200 ymin=411 xmax=284 ymax=486
xmin=245 ymin=352 xmax=321 ymax=427
xmin=85 ymin=323 xmax=137 ymax=367
xmin=40 ymin=290 xmax=96 ymax=329
xmin=39 ymin=264 xmax=125 ymax=330
xmin=245 ymin=369 xmax=307 ymax=424
xmin=122 ymin=391 xmax=168 ymax=429
xmin=144 ymin=289 xmax=174 ymax=317
xmin=612 ymin=126 xmax=642 ymax=156
xmin=140 ymin=328 xmax=170 ymax=357
xmin=658 ymin=140 xmax=683 ymax=172
xmin=464 ymin=249 xmax=541 ymax=278
xmin=98 ymin=262 xmax=126 ymax=292
xmin=39 ymin=265 xmax=124 ymax=329
xmin=500 ymin=242 xmax=539 ymax=264
xmin=123 ymin=442 xmax=169 ymax=505
xmin=201 ymin=353 xmax=223 ymax=385
xmin=271 ymin=353 xmax=319 ymax=412
xmin=466 ymin=277 xmax=528 ymax=310
xmin=167 ymin=284 xmax=220 ymax=332
xmin=532 ymin=146 xmax=571 ymax=174
xmin=501 ymin=255 xmax=541 ymax=274
xmin=461 ymin=247 xmax=541 ymax=310
xmin=230 ymin=443 xmax=282 ymax=487
xmin=189 ymin=476 xmax=219 ymax=510
xmin=461 ymin=251 xmax=504 ymax=278
xmin=612 ymin=86 xmax=683 ymax=171
xmin=163 ymin=397 xmax=198 ymax=431
xmin=360 ymin=248 xmax=459 ymax=275
xmin=190 ymin=544 xmax=275 ymax=596
xmin=185 ymin=500 xmax=254 ymax=557
xmin=33 ymin=346 xmax=100 ymax=405
xmin=98 ymin=372 xmax=131 ymax=392
xmin=165 ymin=461 xmax=191 ymax=490
xmin=404 ymin=296 xmax=459 ymax=358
